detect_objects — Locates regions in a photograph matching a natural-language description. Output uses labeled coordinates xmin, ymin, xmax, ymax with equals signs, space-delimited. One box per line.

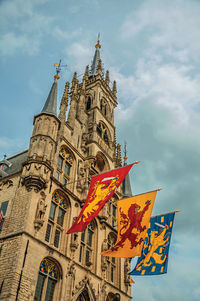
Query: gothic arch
xmin=100 ymin=98 xmax=111 ymax=118
xmin=95 ymin=151 xmax=110 ymax=172
xmin=34 ymin=257 xmax=63 ymax=301
xmin=72 ymin=277 xmax=96 ymax=301
xmin=96 ymin=120 xmax=111 ymax=146
xmin=52 ymin=189 xmax=71 ymax=208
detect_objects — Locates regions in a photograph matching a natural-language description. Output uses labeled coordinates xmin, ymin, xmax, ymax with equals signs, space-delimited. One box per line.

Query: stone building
xmin=0 ymin=40 xmax=133 ymax=301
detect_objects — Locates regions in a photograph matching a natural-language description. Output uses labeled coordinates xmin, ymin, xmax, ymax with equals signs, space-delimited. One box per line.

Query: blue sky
xmin=1 ymin=0 xmax=200 ymax=300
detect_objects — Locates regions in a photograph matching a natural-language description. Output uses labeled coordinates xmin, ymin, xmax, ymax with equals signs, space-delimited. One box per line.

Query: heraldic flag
xmin=67 ymin=164 xmax=134 ymax=234
xmin=130 ymin=211 xmax=175 ymax=276
xmin=101 ymin=190 xmax=158 ymax=258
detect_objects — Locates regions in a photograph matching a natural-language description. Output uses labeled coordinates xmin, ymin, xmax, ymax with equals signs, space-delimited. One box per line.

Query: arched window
xmin=45 ymin=191 xmax=70 ymax=249
xmin=86 ymin=96 xmax=92 ymax=110
xmin=96 ymin=121 xmax=110 ymax=146
xmin=95 ymin=152 xmax=110 ymax=172
xmin=79 ymin=220 xmax=97 ymax=270
xmin=56 ymin=146 xmax=74 ymax=187
xmin=106 ymin=233 xmax=117 ymax=283
xmin=34 ymin=258 xmax=61 ymax=301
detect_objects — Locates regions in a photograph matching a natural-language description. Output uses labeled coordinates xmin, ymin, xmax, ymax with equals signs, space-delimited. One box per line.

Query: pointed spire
xmin=41 ymin=76 xmax=58 ymax=116
xmin=122 ymin=143 xmax=132 ymax=198
xmin=105 ymin=70 xmax=110 ymax=86
xmin=90 ymin=35 xmax=101 ymax=76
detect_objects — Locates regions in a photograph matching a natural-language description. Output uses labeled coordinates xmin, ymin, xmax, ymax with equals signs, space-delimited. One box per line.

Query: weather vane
xmin=53 ymin=60 xmax=67 ymax=79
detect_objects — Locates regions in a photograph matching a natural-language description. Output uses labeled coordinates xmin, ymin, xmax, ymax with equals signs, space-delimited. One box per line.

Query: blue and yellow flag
xmin=130 ymin=212 xmax=176 ymax=275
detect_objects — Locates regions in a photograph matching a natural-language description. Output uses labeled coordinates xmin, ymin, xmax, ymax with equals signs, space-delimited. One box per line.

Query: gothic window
xmin=106 ymin=233 xmax=117 ymax=283
xmin=96 ymin=121 xmax=110 ymax=146
xmin=45 ymin=191 xmax=70 ymax=249
xmin=86 ymin=96 xmax=92 ymax=110
xmin=95 ymin=152 xmax=110 ymax=172
xmin=34 ymin=258 xmax=60 ymax=301
xmin=79 ymin=220 xmax=97 ymax=269
xmin=56 ymin=146 xmax=74 ymax=187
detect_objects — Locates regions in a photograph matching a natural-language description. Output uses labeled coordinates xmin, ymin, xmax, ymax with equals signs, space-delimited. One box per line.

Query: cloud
xmin=66 ymin=41 xmax=94 ymax=74
xmin=0 ymin=0 xmax=53 ymax=57
xmin=120 ymin=0 xmax=200 ymax=63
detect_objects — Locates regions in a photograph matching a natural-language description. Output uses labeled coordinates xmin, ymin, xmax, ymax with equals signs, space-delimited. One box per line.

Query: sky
xmin=1 ymin=0 xmax=200 ymax=300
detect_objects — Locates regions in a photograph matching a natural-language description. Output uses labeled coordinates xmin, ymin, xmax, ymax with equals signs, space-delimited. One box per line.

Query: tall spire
xmin=90 ymin=34 xmax=101 ymax=76
xmin=122 ymin=142 xmax=133 ymax=198
xmin=41 ymin=72 xmax=59 ymax=117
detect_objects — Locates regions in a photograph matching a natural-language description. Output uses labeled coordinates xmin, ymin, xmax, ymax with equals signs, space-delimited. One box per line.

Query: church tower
xmin=0 ymin=39 xmax=132 ymax=301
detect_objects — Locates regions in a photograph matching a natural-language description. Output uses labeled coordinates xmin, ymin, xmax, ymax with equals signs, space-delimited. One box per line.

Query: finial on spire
xmin=95 ymin=33 xmax=101 ymax=48
xmin=54 ymin=60 xmax=67 ymax=80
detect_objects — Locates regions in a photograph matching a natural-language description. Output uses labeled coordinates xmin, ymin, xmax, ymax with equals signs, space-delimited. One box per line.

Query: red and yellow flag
xmin=101 ymin=190 xmax=158 ymax=258
xmin=67 ymin=164 xmax=134 ymax=234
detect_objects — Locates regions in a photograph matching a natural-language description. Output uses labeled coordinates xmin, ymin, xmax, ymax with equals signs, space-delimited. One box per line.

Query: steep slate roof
xmin=1 ymin=150 xmax=28 ymax=178
xmin=90 ymin=41 xmax=101 ymax=76
xmin=41 ymin=80 xmax=58 ymax=116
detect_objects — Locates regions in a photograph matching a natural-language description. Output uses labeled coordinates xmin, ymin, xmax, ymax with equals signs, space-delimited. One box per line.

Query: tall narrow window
xmin=86 ymin=96 xmax=91 ymax=110
xmin=79 ymin=221 xmax=96 ymax=269
xmin=45 ymin=191 xmax=70 ymax=249
xmin=106 ymin=233 xmax=117 ymax=283
xmin=34 ymin=258 xmax=60 ymax=301
xmin=56 ymin=147 xmax=74 ymax=186
xmin=108 ymin=202 xmax=117 ymax=228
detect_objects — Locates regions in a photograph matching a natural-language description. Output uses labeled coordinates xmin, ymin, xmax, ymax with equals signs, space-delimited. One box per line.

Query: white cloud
xmin=120 ymin=0 xmax=200 ymax=63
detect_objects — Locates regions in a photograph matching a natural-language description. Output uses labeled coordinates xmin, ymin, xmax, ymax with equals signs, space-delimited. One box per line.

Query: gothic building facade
xmin=0 ymin=40 xmax=132 ymax=301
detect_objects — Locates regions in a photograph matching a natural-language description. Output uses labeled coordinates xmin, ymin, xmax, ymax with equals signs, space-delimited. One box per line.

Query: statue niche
xmin=34 ymin=191 xmax=47 ymax=230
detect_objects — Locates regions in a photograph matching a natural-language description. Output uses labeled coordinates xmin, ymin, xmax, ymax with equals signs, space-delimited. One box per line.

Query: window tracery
xmin=106 ymin=233 xmax=117 ymax=283
xmin=96 ymin=121 xmax=110 ymax=146
xmin=79 ymin=220 xmax=97 ymax=270
xmin=45 ymin=191 xmax=70 ymax=249
xmin=56 ymin=146 xmax=74 ymax=187
xmin=34 ymin=258 xmax=61 ymax=301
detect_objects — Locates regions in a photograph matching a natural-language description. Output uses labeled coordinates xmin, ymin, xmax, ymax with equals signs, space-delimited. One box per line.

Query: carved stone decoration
xmin=124 ymin=258 xmax=131 ymax=287
xmin=72 ymin=276 xmax=96 ymax=301
xmin=80 ymin=133 xmax=88 ymax=153
xmin=0 ymin=179 xmax=13 ymax=191
xmin=65 ymin=264 xmax=76 ymax=300
xmin=34 ymin=191 xmax=47 ymax=230
xmin=76 ymin=161 xmax=89 ymax=204
xmin=21 ymin=160 xmax=52 ymax=192
xmin=70 ymin=218 xmax=79 ymax=252
xmin=101 ymin=239 xmax=108 ymax=272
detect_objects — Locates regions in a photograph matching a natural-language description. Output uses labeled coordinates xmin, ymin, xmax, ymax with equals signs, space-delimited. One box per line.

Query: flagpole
xmin=151 ymin=210 xmax=180 ymax=218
